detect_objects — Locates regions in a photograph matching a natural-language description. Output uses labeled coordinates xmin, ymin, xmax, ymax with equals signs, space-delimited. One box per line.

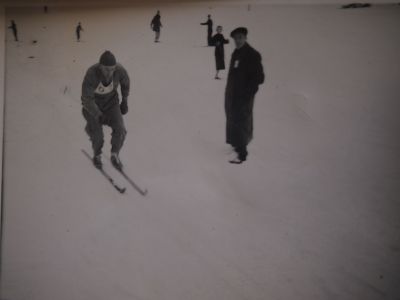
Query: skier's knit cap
xmin=230 ymin=27 xmax=248 ymax=38
xmin=99 ymin=51 xmax=117 ymax=66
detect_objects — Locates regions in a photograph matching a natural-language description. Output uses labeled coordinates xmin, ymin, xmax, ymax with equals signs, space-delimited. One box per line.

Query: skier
xmin=200 ymin=14 xmax=213 ymax=46
xmin=210 ymin=25 xmax=229 ymax=79
xmin=8 ymin=20 xmax=18 ymax=42
xmin=81 ymin=51 xmax=130 ymax=170
xmin=76 ymin=22 xmax=83 ymax=42
xmin=150 ymin=11 xmax=162 ymax=43
xmin=225 ymin=27 xmax=265 ymax=164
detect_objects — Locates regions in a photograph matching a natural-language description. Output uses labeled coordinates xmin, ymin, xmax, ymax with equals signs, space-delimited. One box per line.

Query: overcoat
xmin=151 ymin=15 xmax=162 ymax=32
xmin=225 ymin=43 xmax=265 ymax=147
xmin=211 ymin=33 xmax=229 ymax=70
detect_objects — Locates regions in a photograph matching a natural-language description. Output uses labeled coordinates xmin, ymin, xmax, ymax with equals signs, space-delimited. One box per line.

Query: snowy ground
xmin=1 ymin=3 xmax=400 ymax=300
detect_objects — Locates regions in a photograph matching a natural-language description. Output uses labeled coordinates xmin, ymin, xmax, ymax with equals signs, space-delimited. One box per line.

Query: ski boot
xmin=93 ymin=154 xmax=103 ymax=169
xmin=111 ymin=152 xmax=123 ymax=170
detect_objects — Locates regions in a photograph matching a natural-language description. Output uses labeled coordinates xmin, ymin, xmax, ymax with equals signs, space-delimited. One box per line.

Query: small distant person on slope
xmin=200 ymin=14 xmax=213 ymax=46
xmin=210 ymin=25 xmax=229 ymax=79
xmin=225 ymin=27 xmax=264 ymax=164
xmin=150 ymin=11 xmax=162 ymax=43
xmin=81 ymin=51 xmax=130 ymax=170
xmin=8 ymin=20 xmax=18 ymax=42
xmin=76 ymin=22 xmax=83 ymax=42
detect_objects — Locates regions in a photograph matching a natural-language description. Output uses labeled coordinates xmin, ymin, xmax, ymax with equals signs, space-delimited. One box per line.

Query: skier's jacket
xmin=225 ymin=43 xmax=264 ymax=147
xmin=81 ymin=63 xmax=130 ymax=119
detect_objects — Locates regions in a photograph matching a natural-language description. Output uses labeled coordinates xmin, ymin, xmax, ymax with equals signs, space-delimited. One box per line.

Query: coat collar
xmin=234 ymin=43 xmax=250 ymax=55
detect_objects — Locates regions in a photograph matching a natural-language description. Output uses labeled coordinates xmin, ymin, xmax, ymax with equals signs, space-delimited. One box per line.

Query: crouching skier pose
xmin=225 ymin=27 xmax=264 ymax=164
xmin=81 ymin=51 xmax=130 ymax=170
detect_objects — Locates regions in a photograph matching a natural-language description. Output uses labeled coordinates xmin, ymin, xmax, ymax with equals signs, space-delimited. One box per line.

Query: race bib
xmin=95 ymin=81 xmax=114 ymax=95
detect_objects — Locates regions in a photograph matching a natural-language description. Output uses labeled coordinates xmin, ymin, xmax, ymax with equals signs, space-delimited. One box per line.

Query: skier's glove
xmin=120 ymin=99 xmax=128 ymax=115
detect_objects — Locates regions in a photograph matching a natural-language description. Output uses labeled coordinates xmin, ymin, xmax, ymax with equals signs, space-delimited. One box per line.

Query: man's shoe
xmin=229 ymin=157 xmax=245 ymax=164
xmin=229 ymin=150 xmax=247 ymax=164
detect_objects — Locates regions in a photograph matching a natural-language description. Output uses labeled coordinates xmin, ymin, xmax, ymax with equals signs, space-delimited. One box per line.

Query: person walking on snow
xmin=150 ymin=11 xmax=162 ymax=43
xmin=76 ymin=22 xmax=83 ymax=42
xmin=225 ymin=27 xmax=265 ymax=164
xmin=210 ymin=25 xmax=229 ymax=79
xmin=8 ymin=20 xmax=18 ymax=42
xmin=81 ymin=51 xmax=130 ymax=170
xmin=200 ymin=14 xmax=213 ymax=46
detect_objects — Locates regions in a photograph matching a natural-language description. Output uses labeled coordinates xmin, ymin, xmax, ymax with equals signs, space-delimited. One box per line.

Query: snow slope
xmin=1 ymin=3 xmax=400 ymax=300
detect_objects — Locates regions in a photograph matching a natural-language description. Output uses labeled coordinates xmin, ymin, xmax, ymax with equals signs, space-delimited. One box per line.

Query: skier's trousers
xmin=82 ymin=103 xmax=127 ymax=156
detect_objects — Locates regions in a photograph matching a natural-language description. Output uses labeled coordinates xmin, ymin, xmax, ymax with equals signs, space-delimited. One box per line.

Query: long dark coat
xmin=211 ymin=33 xmax=229 ymax=70
xmin=225 ymin=43 xmax=265 ymax=147
xmin=76 ymin=25 xmax=83 ymax=40
xmin=151 ymin=14 xmax=162 ymax=32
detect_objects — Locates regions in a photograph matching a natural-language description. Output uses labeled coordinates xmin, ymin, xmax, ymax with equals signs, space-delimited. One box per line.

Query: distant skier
xmin=76 ymin=22 xmax=83 ymax=42
xmin=200 ymin=14 xmax=213 ymax=46
xmin=225 ymin=27 xmax=265 ymax=164
xmin=150 ymin=11 xmax=162 ymax=43
xmin=81 ymin=51 xmax=130 ymax=170
xmin=210 ymin=25 xmax=229 ymax=79
xmin=8 ymin=20 xmax=18 ymax=42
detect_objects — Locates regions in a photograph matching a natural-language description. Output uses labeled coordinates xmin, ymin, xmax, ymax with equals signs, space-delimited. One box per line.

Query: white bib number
xmin=95 ymin=81 xmax=114 ymax=95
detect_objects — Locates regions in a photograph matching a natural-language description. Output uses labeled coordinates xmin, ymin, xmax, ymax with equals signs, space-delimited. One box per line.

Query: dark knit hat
xmin=230 ymin=27 xmax=248 ymax=38
xmin=99 ymin=51 xmax=117 ymax=66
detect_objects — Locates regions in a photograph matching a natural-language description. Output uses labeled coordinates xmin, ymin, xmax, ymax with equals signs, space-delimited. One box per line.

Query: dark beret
xmin=230 ymin=27 xmax=248 ymax=38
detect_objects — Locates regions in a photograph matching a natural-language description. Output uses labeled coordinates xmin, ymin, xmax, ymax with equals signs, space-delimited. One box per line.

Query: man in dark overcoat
xmin=151 ymin=10 xmax=162 ymax=42
xmin=225 ymin=27 xmax=265 ymax=164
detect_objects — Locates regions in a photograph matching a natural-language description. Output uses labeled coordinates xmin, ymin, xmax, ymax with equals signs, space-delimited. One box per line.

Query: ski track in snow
xmin=1 ymin=4 xmax=400 ymax=300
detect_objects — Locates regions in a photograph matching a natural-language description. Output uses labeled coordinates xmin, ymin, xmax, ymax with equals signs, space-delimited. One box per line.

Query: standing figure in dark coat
xmin=151 ymin=11 xmax=162 ymax=43
xmin=210 ymin=25 xmax=229 ymax=80
xmin=200 ymin=14 xmax=213 ymax=46
xmin=225 ymin=27 xmax=265 ymax=164
xmin=8 ymin=20 xmax=18 ymax=42
xmin=76 ymin=22 xmax=83 ymax=42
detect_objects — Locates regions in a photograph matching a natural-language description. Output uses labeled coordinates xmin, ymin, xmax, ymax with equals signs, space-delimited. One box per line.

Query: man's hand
xmin=120 ymin=99 xmax=128 ymax=115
